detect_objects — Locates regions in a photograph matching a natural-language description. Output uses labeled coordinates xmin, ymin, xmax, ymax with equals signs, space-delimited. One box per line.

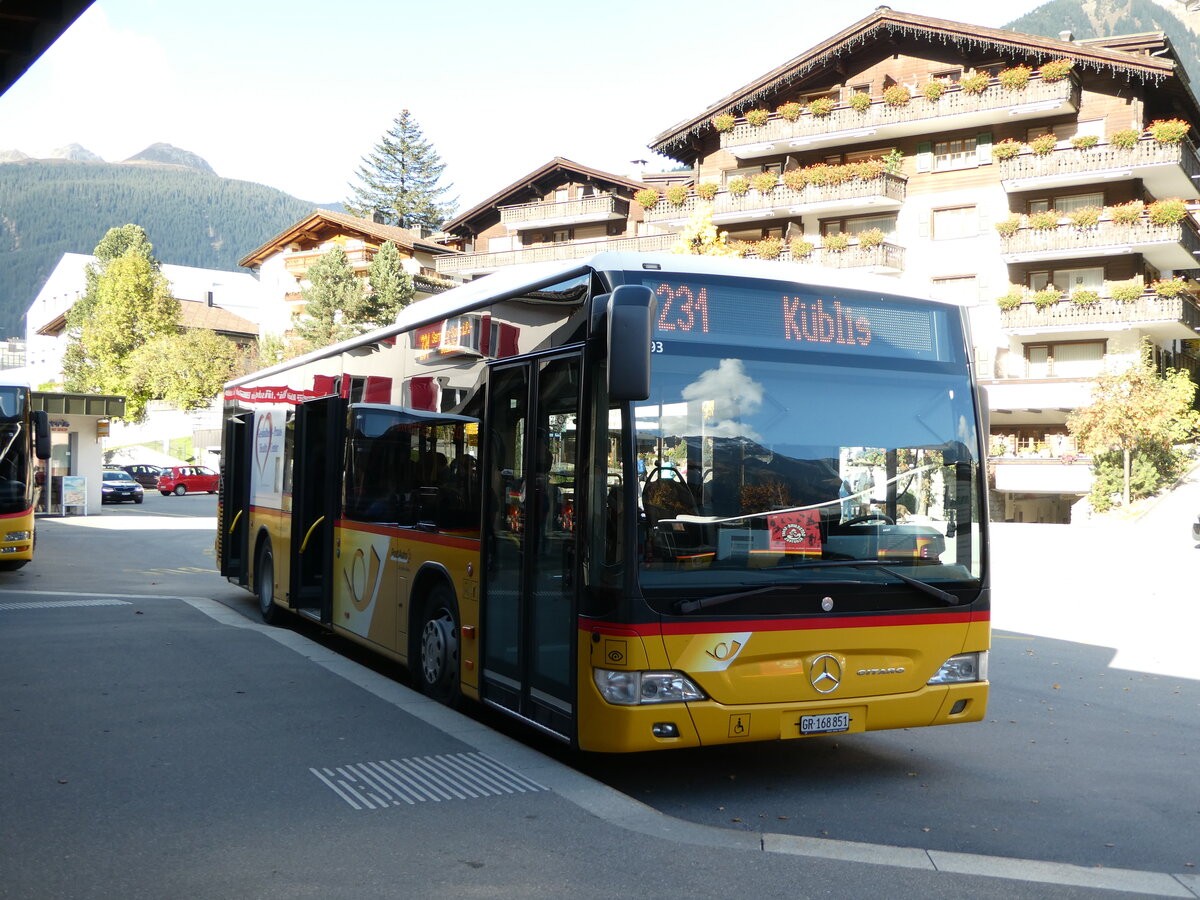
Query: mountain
xmin=1005 ymin=0 xmax=1200 ymax=86
xmin=48 ymin=143 xmax=104 ymax=162
xmin=0 ymin=157 xmax=326 ymax=337
xmin=122 ymin=142 xmax=216 ymax=174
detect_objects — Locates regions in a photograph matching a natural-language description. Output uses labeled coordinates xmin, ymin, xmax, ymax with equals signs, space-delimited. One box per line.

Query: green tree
xmin=345 ymin=109 xmax=456 ymax=231
xmin=1067 ymin=345 xmax=1199 ymax=509
xmin=293 ymin=245 xmax=365 ymax=350
xmin=63 ymin=243 xmax=181 ymax=420
xmin=127 ymin=330 xmax=246 ymax=411
xmin=365 ymin=240 xmax=415 ymax=325
xmin=68 ymin=224 xmax=159 ymax=331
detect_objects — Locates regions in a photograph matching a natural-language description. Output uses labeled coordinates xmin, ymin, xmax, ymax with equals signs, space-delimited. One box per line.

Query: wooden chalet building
xmin=436 ymin=158 xmax=673 ymax=278
xmin=647 ymin=6 xmax=1200 ymax=523
xmin=238 ymin=209 xmax=458 ymax=339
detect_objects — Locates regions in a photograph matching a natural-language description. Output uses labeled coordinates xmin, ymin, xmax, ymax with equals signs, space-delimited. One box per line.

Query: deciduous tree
xmin=670 ymin=204 xmax=740 ymax=256
xmin=1067 ymin=344 xmax=1199 ymax=509
xmin=127 ymin=330 xmax=246 ymax=411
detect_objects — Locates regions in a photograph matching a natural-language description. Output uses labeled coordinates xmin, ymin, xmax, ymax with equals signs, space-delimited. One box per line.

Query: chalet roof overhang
xmin=649 ymin=7 xmax=1181 ymax=163
xmin=238 ymin=208 xmax=456 ymax=268
xmin=442 ymin=157 xmax=649 ymax=236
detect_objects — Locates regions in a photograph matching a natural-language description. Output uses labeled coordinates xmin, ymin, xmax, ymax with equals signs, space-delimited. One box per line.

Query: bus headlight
xmin=927 ymin=651 xmax=988 ymax=685
xmin=593 ymin=669 xmax=706 ymax=705
xmin=4 ymin=531 xmax=30 ymax=542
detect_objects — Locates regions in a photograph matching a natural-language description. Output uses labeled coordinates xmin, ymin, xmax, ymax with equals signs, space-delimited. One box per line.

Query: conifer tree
xmin=293 ymin=245 xmax=365 ymax=351
xmin=364 ymin=240 xmax=415 ymax=325
xmin=345 ymin=110 xmax=456 ymax=231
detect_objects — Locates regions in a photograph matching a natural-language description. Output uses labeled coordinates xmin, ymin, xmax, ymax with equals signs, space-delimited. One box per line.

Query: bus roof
xmin=228 ymin=252 xmax=943 ymax=388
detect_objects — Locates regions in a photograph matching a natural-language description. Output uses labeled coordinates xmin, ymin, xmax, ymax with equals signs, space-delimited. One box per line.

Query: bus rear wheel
xmin=416 ymin=584 xmax=460 ymax=705
xmin=256 ymin=540 xmax=282 ymax=625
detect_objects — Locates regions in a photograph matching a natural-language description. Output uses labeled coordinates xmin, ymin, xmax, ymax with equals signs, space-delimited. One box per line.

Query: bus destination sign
xmin=641 ymin=276 xmax=954 ymax=363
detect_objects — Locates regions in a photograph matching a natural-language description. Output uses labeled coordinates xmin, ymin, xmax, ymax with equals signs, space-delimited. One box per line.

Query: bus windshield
xmin=627 ymin=273 xmax=983 ymax=614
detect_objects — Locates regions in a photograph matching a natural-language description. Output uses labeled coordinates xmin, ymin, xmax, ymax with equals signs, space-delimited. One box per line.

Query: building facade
xmin=644 ymin=8 xmax=1200 ymax=523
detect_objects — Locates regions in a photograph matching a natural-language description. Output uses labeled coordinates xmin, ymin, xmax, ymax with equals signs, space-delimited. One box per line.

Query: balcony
xmin=720 ymin=75 xmax=1079 ymax=159
xmin=284 ymin=245 xmax=375 ymax=277
xmin=498 ymin=194 xmax=628 ymax=231
xmin=999 ymin=292 xmax=1200 ymax=341
xmin=434 ymin=232 xmax=676 ymax=277
xmin=999 ymin=137 xmax=1200 ymax=198
xmin=999 ymin=218 xmax=1200 ymax=270
xmin=643 ymin=173 xmax=906 ymax=228
xmin=742 ymin=241 xmax=905 ymax=274
xmin=991 ymin=456 xmax=1093 ymax=494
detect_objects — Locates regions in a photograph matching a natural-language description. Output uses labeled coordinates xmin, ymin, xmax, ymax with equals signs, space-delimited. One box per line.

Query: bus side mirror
xmin=32 ymin=410 xmax=50 ymax=460
xmin=607 ymin=285 xmax=656 ymax=402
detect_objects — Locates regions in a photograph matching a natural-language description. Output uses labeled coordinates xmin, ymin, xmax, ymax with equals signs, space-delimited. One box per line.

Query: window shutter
xmin=976 ymin=132 xmax=993 ymax=165
xmin=917 ymin=141 xmax=932 ymax=173
xmin=918 ymin=211 xmax=931 ymax=238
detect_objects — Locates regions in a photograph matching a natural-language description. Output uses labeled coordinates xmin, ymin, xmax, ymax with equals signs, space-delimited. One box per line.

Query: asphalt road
xmin=1 ymin=488 xmax=1197 ymax=898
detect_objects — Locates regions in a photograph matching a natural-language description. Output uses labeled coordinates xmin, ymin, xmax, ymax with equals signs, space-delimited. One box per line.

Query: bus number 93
xmin=650 ymin=340 xmax=665 ymax=353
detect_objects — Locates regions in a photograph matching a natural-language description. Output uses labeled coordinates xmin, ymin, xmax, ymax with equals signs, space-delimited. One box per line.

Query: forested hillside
xmin=1006 ymin=0 xmax=1200 ymax=85
xmin=0 ymin=159 xmax=322 ymax=337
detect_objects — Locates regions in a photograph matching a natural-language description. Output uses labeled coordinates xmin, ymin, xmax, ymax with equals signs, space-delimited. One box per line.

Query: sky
xmin=0 ymin=0 xmax=1055 ymax=215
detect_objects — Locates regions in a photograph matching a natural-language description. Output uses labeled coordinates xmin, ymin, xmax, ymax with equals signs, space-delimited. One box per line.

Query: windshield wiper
xmin=783 ymin=559 xmax=960 ymax=606
xmin=671 ymin=560 xmax=959 ymax=615
xmin=674 ymin=585 xmax=786 ymax=614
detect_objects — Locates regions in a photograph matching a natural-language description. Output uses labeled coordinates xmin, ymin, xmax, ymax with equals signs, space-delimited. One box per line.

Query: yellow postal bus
xmin=218 ymin=253 xmax=989 ymax=752
xmin=0 ymin=381 xmax=51 ymax=568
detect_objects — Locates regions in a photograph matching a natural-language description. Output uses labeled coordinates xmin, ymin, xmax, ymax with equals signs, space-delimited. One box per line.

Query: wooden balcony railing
xmin=999 ymin=293 xmax=1200 ymax=331
xmin=999 ymin=137 xmax=1200 ymax=187
xmin=742 ymin=241 xmax=905 ymax=271
xmin=999 ymin=218 xmax=1200 ymax=259
xmin=498 ymin=194 xmax=627 ymax=226
xmin=643 ymin=173 xmax=906 ymax=223
xmin=434 ymin=233 xmax=676 ymax=274
xmin=720 ymin=74 xmax=1079 ymax=152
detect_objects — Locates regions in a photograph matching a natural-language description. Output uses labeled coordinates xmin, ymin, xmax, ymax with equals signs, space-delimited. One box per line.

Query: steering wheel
xmin=844 ymin=512 xmax=894 ymax=525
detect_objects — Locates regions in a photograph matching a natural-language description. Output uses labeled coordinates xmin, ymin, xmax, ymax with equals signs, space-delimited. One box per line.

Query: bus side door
xmin=219 ymin=412 xmax=252 ymax=585
xmin=289 ymin=396 xmax=345 ymax=623
xmin=482 ymin=353 xmax=581 ymax=740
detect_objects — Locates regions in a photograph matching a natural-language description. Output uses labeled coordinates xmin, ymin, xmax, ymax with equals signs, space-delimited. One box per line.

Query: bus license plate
xmin=800 ymin=712 xmax=850 ymax=735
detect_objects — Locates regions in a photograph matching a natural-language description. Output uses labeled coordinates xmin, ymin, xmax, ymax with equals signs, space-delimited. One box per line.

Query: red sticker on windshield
xmin=768 ymin=510 xmax=821 ymax=554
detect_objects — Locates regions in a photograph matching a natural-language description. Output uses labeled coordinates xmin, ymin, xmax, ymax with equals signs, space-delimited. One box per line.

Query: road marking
xmin=0 ymin=597 xmax=130 ymax=610
xmin=311 ymin=752 xmax=547 ymax=810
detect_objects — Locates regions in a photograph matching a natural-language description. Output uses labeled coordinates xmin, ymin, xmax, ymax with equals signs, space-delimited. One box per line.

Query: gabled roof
xmin=442 ymin=157 xmax=649 ymax=235
xmin=178 ymin=300 xmax=258 ymax=338
xmin=649 ymin=6 xmax=1183 ymax=161
xmin=238 ymin=208 xmax=455 ymax=268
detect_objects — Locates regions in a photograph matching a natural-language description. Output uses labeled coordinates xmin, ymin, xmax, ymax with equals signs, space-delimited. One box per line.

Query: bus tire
xmin=256 ymin=539 xmax=282 ymax=626
xmin=415 ymin=583 xmax=460 ymax=705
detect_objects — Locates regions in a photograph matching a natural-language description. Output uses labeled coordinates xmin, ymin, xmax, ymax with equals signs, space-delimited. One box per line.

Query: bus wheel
xmin=417 ymin=584 xmax=460 ymax=705
xmin=256 ymin=540 xmax=282 ymax=626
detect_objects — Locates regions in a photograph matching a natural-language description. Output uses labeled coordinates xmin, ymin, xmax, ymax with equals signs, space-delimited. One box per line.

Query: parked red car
xmin=157 ymin=465 xmax=220 ymax=496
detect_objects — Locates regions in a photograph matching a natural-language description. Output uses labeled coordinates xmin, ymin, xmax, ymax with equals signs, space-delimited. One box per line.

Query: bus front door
xmin=483 ymin=354 xmax=581 ymax=740
xmin=219 ymin=412 xmax=252 ymax=585
xmin=289 ymin=396 xmax=345 ymax=623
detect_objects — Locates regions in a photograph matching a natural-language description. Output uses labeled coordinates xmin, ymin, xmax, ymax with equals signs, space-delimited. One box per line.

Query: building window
xmin=934 ymin=137 xmax=977 ymax=172
xmin=821 ymin=213 xmax=897 ymax=237
xmin=1028 ymin=266 xmax=1104 ymax=293
xmin=931 ymin=68 xmax=962 ymax=83
xmin=846 ymin=82 xmax=871 ymax=99
xmin=1024 ymin=340 xmax=1105 ymax=378
xmin=1025 ymin=120 xmax=1104 ymax=147
xmin=931 ymin=275 xmax=978 ymax=304
xmin=552 ymin=228 xmax=573 ymax=243
xmin=1028 ymin=192 xmax=1104 ymax=215
xmin=932 ymin=206 xmax=978 ymax=239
